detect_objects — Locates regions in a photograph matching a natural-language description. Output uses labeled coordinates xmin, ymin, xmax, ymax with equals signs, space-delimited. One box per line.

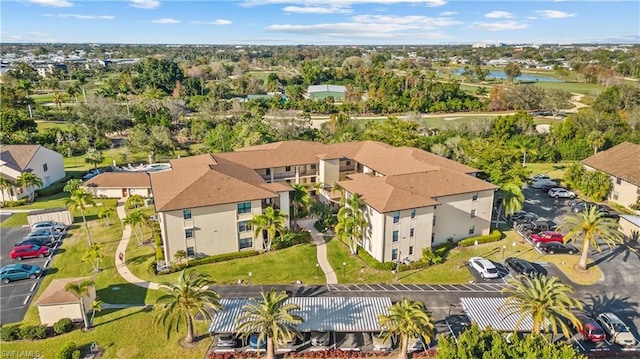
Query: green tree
xmin=0 ymin=177 xmax=15 ymax=202
xmin=500 ymin=275 xmax=582 ymax=337
xmin=542 ymin=89 xmax=572 ymax=119
xmin=235 ymin=290 xmax=303 ymax=359
xmin=174 ymin=249 xmax=187 ymax=265
xmin=123 ymin=209 xmax=150 ymax=245
xmin=82 ymin=244 xmax=104 ymax=273
xmin=249 ymin=206 xmax=287 ymax=252
xmin=63 ymin=179 xmax=83 ymax=193
xmin=65 ymin=190 xmax=96 ymax=246
xmin=89 ymin=300 xmax=103 ymax=326
xmin=17 ymin=171 xmax=42 ymax=203
xmin=52 ymin=91 xmax=65 ymax=108
xmin=84 ymin=148 xmax=104 ymax=170
xmin=290 ymin=183 xmax=310 ymax=229
xmin=64 ymin=279 xmax=95 ymax=329
xmin=98 ymin=206 xmax=116 ymax=226
xmin=127 ymin=125 xmax=177 ymax=163
xmin=125 ymin=194 xmax=145 ymax=210
xmin=377 ymin=299 xmax=434 ymax=359
xmin=335 ymin=192 xmax=366 ymax=255
xmin=587 ymin=130 xmax=605 ymax=155
xmin=558 ymin=205 xmax=624 ymax=270
xmin=361 ymin=117 xmax=421 ymax=147
xmin=504 ymin=63 xmax=522 ymax=83
xmin=563 ymin=163 xmax=585 ymax=189
xmin=155 ymin=270 xmax=222 ymax=344
xmin=495 ymin=182 xmax=524 ymax=227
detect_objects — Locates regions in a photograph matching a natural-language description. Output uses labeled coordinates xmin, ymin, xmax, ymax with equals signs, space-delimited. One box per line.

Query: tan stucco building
xmin=151 ymin=140 xmax=497 ymax=264
xmin=33 ymin=277 xmax=96 ymax=326
xmin=0 ymin=145 xmax=65 ymax=201
xmin=82 ymin=172 xmax=152 ymax=198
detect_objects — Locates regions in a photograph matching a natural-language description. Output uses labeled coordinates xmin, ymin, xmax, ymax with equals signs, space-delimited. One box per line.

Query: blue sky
xmin=1 ymin=0 xmax=638 ymax=44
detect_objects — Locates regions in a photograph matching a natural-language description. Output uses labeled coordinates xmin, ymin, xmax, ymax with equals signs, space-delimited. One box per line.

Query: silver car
xmin=597 ymin=313 xmax=637 ymax=346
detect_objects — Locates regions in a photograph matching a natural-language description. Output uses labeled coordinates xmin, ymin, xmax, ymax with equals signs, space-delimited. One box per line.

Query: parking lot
xmin=0 ymin=219 xmax=59 ymax=325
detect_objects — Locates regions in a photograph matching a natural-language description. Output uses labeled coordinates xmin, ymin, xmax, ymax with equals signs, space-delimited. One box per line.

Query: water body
xmin=455 ymin=69 xmax=564 ymax=82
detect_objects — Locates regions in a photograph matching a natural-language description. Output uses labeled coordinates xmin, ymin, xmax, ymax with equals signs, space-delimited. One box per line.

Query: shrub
xmin=313 ymin=220 xmax=327 ymax=233
xmin=0 ymin=325 xmax=21 ymax=341
xmin=55 ymin=341 xmax=80 ymax=359
xmin=19 ymin=325 xmax=48 ymax=340
xmin=357 ymin=246 xmax=396 ymax=270
xmin=53 ymin=318 xmax=74 ymax=335
xmin=457 ymin=230 xmax=503 ymax=247
xmin=272 ymin=231 xmax=312 ymax=250
xmin=155 ymin=246 xmax=164 ymax=261
xmin=183 ymin=250 xmax=259 ymax=268
xmin=0 ymin=199 xmax=30 ymax=208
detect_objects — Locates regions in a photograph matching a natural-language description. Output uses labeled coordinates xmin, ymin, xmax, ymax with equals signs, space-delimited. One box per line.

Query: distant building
xmin=306 ymin=84 xmax=346 ymax=101
xmin=0 ymin=145 xmax=65 ymax=201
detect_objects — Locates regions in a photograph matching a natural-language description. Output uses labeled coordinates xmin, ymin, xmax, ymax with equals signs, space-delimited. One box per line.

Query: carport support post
xmin=512 ymin=242 xmax=516 ymax=255
xmin=501 ymin=245 xmax=506 ymax=259
xmin=315 ymin=263 xmax=320 ymax=278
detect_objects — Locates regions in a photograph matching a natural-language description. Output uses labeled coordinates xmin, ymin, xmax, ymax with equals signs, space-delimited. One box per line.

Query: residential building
xmin=82 ymin=172 xmax=152 ymax=198
xmin=581 ymin=142 xmax=640 ymax=210
xmin=33 ymin=277 xmax=96 ymax=326
xmin=306 ymin=84 xmax=346 ymax=101
xmin=151 ymin=140 xmax=497 ymax=264
xmin=0 ymin=145 xmax=65 ymax=201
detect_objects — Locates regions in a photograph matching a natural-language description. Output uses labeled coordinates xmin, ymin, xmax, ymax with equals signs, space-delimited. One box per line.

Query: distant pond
xmin=454 ymin=69 xmax=564 ymax=83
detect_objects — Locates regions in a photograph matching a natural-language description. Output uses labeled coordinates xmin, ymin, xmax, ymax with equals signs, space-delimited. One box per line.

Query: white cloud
xmin=28 ymin=31 xmax=50 ymax=37
xmin=242 ymin=0 xmax=447 ymax=9
xmin=485 ymin=11 xmax=514 ymax=19
xmin=27 ymin=0 xmax=72 ymax=7
xmin=440 ymin=11 xmax=457 ymax=16
xmin=468 ymin=21 xmax=528 ymax=31
xmin=1 ymin=31 xmax=23 ymax=41
xmin=192 ymin=19 xmax=232 ymax=25
xmin=151 ymin=17 xmax=179 ymax=24
xmin=130 ymin=0 xmax=160 ymax=9
xmin=283 ymin=5 xmax=352 ymax=14
xmin=352 ymin=14 xmax=461 ymax=27
xmin=44 ymin=13 xmax=115 ymax=19
xmin=535 ymin=10 xmax=576 ymax=18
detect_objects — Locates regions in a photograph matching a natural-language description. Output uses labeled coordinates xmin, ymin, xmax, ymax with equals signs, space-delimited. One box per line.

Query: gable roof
xmin=0 ymin=145 xmax=41 ymax=172
xmin=33 ymin=277 xmax=94 ymax=306
xmin=82 ymin=172 xmax=151 ymax=189
xmin=581 ymin=142 xmax=640 ymax=187
xmin=307 ymin=84 xmax=346 ymax=93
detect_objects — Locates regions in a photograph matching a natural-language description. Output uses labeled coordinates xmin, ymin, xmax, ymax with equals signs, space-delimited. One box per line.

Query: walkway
xmin=115 ymin=200 xmax=160 ymax=290
xmin=297 ymin=218 xmax=338 ymax=284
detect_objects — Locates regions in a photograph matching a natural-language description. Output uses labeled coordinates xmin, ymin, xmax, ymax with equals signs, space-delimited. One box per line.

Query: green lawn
xmin=1 ymin=192 xmax=72 ymax=228
xmin=37 ymin=121 xmax=72 ymax=131
xmin=525 ymin=161 xmax=576 ymax=181
xmin=532 ymin=82 xmax=604 ymax=95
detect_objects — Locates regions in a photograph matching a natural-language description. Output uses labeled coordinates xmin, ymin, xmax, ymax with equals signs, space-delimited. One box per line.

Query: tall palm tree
xmin=377 ymin=299 xmax=435 ymax=359
xmin=64 ymin=279 xmax=95 ymax=329
xmin=0 ymin=177 xmax=15 ymax=203
xmin=52 ymin=91 xmax=65 ymax=108
xmin=558 ymin=205 xmax=624 ymax=270
xmin=495 ymin=182 xmax=524 ymax=227
xmin=98 ymin=206 xmax=116 ymax=226
xmin=336 ymin=193 xmax=366 ymax=255
xmin=155 ymin=270 xmax=222 ymax=344
xmin=16 ymin=79 xmax=34 ymax=118
xmin=290 ymin=183 xmax=310 ymax=229
xmin=89 ymin=300 xmax=103 ymax=326
xmin=249 ymin=206 xmax=286 ymax=252
xmin=17 ymin=171 xmax=42 ymax=203
xmin=500 ymin=274 xmax=582 ymax=337
xmin=65 ymin=189 xmax=96 ymax=246
xmin=82 ymin=244 xmax=104 ymax=272
xmin=123 ymin=209 xmax=150 ymax=245
xmin=67 ymin=82 xmax=80 ymax=103
xmin=236 ymin=290 xmax=303 ymax=359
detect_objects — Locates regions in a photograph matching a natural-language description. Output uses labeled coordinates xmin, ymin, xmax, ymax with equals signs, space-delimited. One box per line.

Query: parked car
xmin=215 ymin=333 xmax=236 ymax=348
xmin=27 ymin=229 xmax=62 ymax=240
xmin=538 ymin=183 xmax=559 ymax=192
xmin=571 ymin=202 xmax=620 ymax=220
xmin=408 ymin=335 xmax=425 ymax=352
xmin=82 ymin=168 xmax=104 ymax=181
xmin=311 ymin=331 xmax=331 ymax=346
xmin=0 ymin=264 xmax=42 ymax=284
xmin=31 ymin=220 xmax=66 ymax=233
xmin=10 ymin=244 xmax=51 ymax=260
xmin=531 ymin=174 xmax=551 ymax=182
xmin=509 ymin=212 xmax=539 ymax=226
xmin=576 ymin=313 xmax=607 ymax=342
xmin=539 ymin=242 xmax=578 ymax=255
xmin=373 ymin=334 xmax=395 ymax=351
xmin=248 ymin=334 xmax=266 ymax=350
xmin=531 ymin=179 xmax=557 ymax=189
xmin=15 ymin=237 xmax=53 ymax=248
xmin=596 ymin=313 xmax=637 ymax=346
xmin=548 ymin=188 xmax=576 ymax=199
xmin=505 ymin=257 xmax=539 ymax=276
xmin=469 ymin=257 xmax=499 ymax=279
xmin=530 ymin=231 xmax=564 ymax=246
xmin=516 ymin=221 xmax=554 ymax=236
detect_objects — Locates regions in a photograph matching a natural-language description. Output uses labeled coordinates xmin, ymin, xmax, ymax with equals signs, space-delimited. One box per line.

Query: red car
xmin=10 ymin=244 xmax=50 ymax=260
xmin=530 ymin=231 xmax=564 ymax=245
xmin=577 ymin=314 xmax=607 ymax=342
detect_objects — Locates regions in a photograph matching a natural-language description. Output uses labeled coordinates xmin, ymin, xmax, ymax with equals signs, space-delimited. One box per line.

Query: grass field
xmin=37 ymin=121 xmax=72 ymax=131
xmin=525 ymin=161 xmax=576 ymax=181
xmin=532 ymin=82 xmax=604 ymax=95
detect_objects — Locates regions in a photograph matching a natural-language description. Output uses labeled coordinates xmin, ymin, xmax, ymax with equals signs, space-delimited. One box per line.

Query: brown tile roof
xmin=0 ymin=145 xmax=41 ymax=172
xmin=150 ymin=154 xmax=286 ymax=212
xmin=581 ymin=142 xmax=640 ymax=187
xmin=82 ymin=172 xmax=151 ymax=189
xmin=218 ymin=141 xmax=326 ymax=169
xmin=33 ymin=277 xmax=94 ymax=306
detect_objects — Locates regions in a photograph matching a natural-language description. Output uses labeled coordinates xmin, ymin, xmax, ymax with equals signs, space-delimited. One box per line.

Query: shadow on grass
xmin=97 ymin=283 xmax=148 ymax=305
xmin=93 ymin=306 xmax=152 ymax=327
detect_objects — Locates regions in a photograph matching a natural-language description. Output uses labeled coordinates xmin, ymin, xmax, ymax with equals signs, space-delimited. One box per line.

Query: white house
xmin=33 ymin=277 xmax=96 ymax=326
xmin=0 ymin=145 xmax=65 ymax=201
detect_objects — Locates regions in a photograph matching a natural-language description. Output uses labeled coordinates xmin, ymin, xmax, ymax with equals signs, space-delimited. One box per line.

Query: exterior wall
xmin=431 ymin=190 xmax=494 ymax=246
xmin=278 ymin=192 xmax=291 ymax=228
xmin=27 ymin=147 xmax=65 ymax=189
xmin=38 ymin=304 xmax=82 ymax=325
xmin=309 ymin=91 xmax=345 ymax=101
xmin=584 ymin=165 xmax=639 ymax=209
xmin=378 ymin=207 xmax=434 ymax=263
xmin=28 ymin=209 xmax=73 ymax=227
xmin=84 ymin=187 xmax=151 ymax=199
xmin=618 ymin=216 xmax=640 ymax=240
xmin=257 ymin=164 xmax=317 ymax=184
xmin=319 ymin=159 xmax=340 ymax=186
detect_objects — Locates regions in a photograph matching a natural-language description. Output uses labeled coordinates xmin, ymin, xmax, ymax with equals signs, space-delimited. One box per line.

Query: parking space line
xmin=459 ymin=284 xmax=475 ymax=291
xmin=424 ymin=284 xmax=437 ymax=291
xmin=365 ymin=284 xmax=377 ymax=291
xmin=23 ymin=294 xmax=31 ymax=305
xmin=44 ymin=259 xmax=50 ymax=268
xmin=573 ymin=338 xmax=586 ymax=352
xmin=437 ymin=285 xmax=449 ymax=291
xmin=399 ymin=284 xmax=412 ymax=291
xmin=30 ymin=282 xmax=37 ymax=291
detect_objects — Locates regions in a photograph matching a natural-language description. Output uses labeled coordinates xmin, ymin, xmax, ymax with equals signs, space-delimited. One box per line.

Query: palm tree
xmin=67 ymin=82 xmax=80 ymax=103
xmin=0 ymin=177 xmax=15 ymax=203
xmin=82 ymin=244 xmax=104 ymax=272
xmin=65 ymin=189 xmax=96 ymax=246
xmin=155 ymin=270 xmax=222 ymax=344
xmin=89 ymin=300 xmax=103 ymax=326
xmin=63 ymin=178 xmax=83 ymax=193
xmin=236 ymin=290 xmax=303 ymax=359
xmin=76 ymin=76 xmax=88 ymax=104
xmin=17 ymin=171 xmax=42 ymax=203
xmin=98 ymin=206 xmax=116 ymax=226
xmin=500 ymin=274 xmax=582 ymax=337
xmin=249 ymin=206 xmax=286 ymax=252
xmin=65 ymin=279 xmax=95 ymax=329
xmin=17 ymin=79 xmax=34 ymax=118
xmin=290 ymin=183 xmax=310 ymax=229
xmin=558 ymin=205 xmax=624 ymax=270
xmin=123 ymin=209 xmax=150 ymax=245
xmin=52 ymin=91 xmax=65 ymax=108
xmin=377 ymin=299 xmax=435 ymax=359
xmin=125 ymin=194 xmax=145 ymax=210
xmin=335 ymin=193 xmax=366 ymax=255
xmin=495 ymin=182 xmax=524 ymax=227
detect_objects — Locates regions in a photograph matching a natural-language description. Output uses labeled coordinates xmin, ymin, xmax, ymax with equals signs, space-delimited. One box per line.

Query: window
xmin=239 ymin=237 xmax=253 ymax=249
xmin=238 ymin=221 xmax=252 ymax=232
xmin=410 ymin=228 xmax=415 ymax=237
xmin=471 ymin=209 xmax=477 ymax=218
xmin=472 ymin=193 xmax=478 ymax=201
xmin=391 ymin=249 xmax=398 ymax=261
xmin=409 ymin=246 xmax=414 ymax=255
xmin=183 ymin=209 xmax=192 ymax=220
xmin=616 ymin=177 xmax=622 ymax=185
xmin=310 ymin=164 xmax=316 ymax=170
xmin=266 ymin=168 xmax=271 ymax=176
xmin=186 ymin=247 xmax=195 ymax=256
xmin=346 ymin=161 xmax=351 ymax=166
xmin=392 ymin=230 xmax=399 ymax=242
xmin=469 ymin=226 xmax=475 ymax=235
xmin=310 ymin=177 xmax=316 ymax=183
xmin=42 ymin=163 xmax=48 ymax=172
xmin=285 ymin=166 xmax=291 ymax=172
xmin=237 ymin=202 xmax=251 ymax=214
xmin=431 ymin=233 xmax=435 ymax=242
xmin=393 ymin=211 xmax=400 ymax=223
xmin=432 ymin=215 xmax=436 ymax=226
xmin=185 ymin=228 xmax=194 ymax=239
xmin=612 ymin=191 xmax=619 ymax=200
xmin=411 ymin=209 xmax=416 ymax=219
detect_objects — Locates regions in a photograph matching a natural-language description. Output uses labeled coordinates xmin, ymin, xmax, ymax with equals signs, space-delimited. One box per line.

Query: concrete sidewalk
xmin=297 ymin=218 xmax=338 ymax=284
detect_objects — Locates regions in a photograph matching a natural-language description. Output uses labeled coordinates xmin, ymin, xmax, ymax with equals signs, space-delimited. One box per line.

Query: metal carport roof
xmin=461 ymin=297 xmax=536 ymax=332
xmin=209 ymin=297 xmax=392 ymax=334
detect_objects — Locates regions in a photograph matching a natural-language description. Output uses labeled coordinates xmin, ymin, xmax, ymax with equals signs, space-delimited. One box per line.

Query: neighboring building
xmin=82 ymin=172 xmax=152 ymax=198
xmin=151 ymin=140 xmax=496 ymax=264
xmin=0 ymin=145 xmax=65 ymax=201
xmin=581 ymin=142 xmax=640 ymax=209
xmin=33 ymin=277 xmax=96 ymax=326
xmin=306 ymin=84 xmax=346 ymax=101
xmin=618 ymin=215 xmax=640 ymax=240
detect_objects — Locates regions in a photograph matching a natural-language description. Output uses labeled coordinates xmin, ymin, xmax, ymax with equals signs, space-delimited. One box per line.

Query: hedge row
xmin=0 ymin=199 xmax=30 ymax=208
xmin=356 ymin=246 xmax=396 ymax=270
xmin=457 ymin=230 xmax=503 ymax=247
xmin=169 ymin=250 xmax=260 ymax=272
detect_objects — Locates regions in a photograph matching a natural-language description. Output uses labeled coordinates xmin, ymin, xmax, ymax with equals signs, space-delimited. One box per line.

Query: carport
xmin=460 ymin=297 xmax=536 ymax=332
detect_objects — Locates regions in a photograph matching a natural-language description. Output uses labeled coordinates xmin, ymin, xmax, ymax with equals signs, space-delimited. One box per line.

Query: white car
xmin=547 ymin=188 xmax=576 ymax=199
xmin=596 ymin=313 xmax=637 ymax=346
xmin=469 ymin=257 xmax=499 ymax=279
